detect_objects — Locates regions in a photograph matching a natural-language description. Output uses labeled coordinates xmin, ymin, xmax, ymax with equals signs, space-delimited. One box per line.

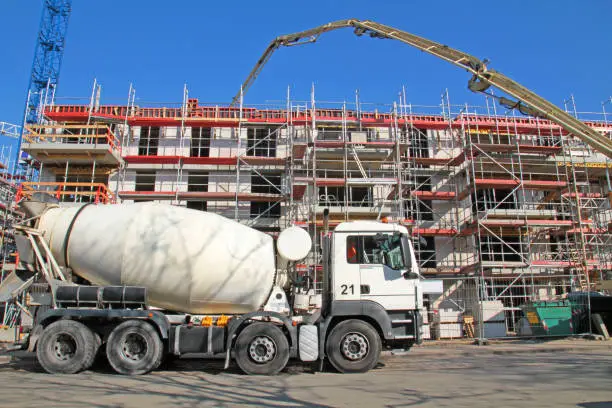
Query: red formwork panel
xmin=411 ymin=191 xmax=456 ymax=200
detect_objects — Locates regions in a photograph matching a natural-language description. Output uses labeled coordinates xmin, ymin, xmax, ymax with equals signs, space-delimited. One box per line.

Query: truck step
xmin=392 ymin=335 xmax=415 ymax=339
xmin=0 ymin=343 xmax=25 ymax=353
xmin=391 ymin=319 xmax=413 ymax=324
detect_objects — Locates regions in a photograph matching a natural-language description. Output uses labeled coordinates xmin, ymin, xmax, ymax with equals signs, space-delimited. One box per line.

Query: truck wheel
xmin=325 ymin=319 xmax=381 ymax=374
xmin=106 ymin=320 xmax=163 ymax=375
xmin=36 ymin=320 xmax=97 ymax=374
xmin=234 ymin=323 xmax=289 ymax=375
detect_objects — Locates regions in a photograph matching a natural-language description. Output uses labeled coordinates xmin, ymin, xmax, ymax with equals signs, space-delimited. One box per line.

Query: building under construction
xmin=5 ymin=84 xmax=611 ymax=337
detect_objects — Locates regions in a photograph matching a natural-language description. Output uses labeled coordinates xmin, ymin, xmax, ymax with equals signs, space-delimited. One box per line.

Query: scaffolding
xmin=108 ymin=85 xmax=293 ymax=233
xmin=0 ymin=122 xmax=22 ymax=327
xmin=19 ymin=93 xmax=123 ymax=205
xmin=0 ymin=122 xmax=21 ymax=272
xmin=14 ymin=84 xmax=612 ymax=338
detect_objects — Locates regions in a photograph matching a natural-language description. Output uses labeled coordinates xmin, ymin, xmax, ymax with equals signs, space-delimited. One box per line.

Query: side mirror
xmin=403 ymin=271 xmax=420 ymax=280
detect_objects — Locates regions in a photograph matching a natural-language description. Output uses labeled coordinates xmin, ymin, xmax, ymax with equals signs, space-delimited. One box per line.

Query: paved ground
xmin=0 ymin=339 xmax=611 ymax=408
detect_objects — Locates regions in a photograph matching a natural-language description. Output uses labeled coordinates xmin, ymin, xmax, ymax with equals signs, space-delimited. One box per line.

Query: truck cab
xmin=315 ymin=220 xmax=423 ymax=373
xmin=332 ymin=221 xmax=421 ymax=310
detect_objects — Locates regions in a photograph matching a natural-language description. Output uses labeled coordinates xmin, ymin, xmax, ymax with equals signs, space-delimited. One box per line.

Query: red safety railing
xmin=24 ymin=124 xmax=122 ymax=154
xmin=44 ymin=101 xmax=612 ymax=134
xmin=16 ymin=182 xmax=116 ymax=204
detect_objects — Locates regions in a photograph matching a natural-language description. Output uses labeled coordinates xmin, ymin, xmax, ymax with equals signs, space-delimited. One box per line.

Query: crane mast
xmin=232 ymin=19 xmax=612 ymax=159
xmin=17 ymin=0 xmax=72 ymax=175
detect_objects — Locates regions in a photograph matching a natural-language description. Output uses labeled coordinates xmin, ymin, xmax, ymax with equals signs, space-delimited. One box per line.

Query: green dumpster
xmin=521 ymin=300 xmax=573 ymax=336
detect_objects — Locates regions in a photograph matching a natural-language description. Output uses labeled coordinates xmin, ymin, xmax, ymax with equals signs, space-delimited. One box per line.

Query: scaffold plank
xmin=473 ymin=178 xmax=567 ymax=190
xmin=412 ymin=228 xmax=457 ymax=236
xmin=411 ymin=191 xmax=456 ymax=200
xmin=292 ymin=177 xmax=346 ymax=187
xmin=182 ymin=157 xmax=236 ymax=165
xmin=124 ymin=155 xmax=181 ymax=164
xmin=473 ymin=143 xmax=562 ymax=155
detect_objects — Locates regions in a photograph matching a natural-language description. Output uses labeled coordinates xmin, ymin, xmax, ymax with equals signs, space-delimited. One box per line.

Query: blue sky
xmin=1 ymin=0 xmax=611 ymax=129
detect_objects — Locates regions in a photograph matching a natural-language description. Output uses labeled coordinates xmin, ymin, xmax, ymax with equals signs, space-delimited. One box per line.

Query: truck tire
xmin=106 ymin=320 xmax=163 ymax=375
xmin=83 ymin=331 xmax=103 ymax=371
xmin=36 ymin=320 xmax=97 ymax=374
xmin=234 ymin=322 xmax=289 ymax=375
xmin=325 ymin=319 xmax=382 ymax=374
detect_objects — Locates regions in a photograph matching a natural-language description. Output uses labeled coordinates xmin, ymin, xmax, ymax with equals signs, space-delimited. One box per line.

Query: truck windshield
xmin=346 ymin=233 xmax=406 ymax=270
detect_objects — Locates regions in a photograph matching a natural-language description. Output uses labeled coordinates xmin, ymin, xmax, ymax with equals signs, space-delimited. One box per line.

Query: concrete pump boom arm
xmin=232 ymin=19 xmax=612 ymax=159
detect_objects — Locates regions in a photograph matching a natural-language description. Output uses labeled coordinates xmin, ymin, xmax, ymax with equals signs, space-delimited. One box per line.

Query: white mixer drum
xmin=37 ymin=202 xmax=277 ymax=314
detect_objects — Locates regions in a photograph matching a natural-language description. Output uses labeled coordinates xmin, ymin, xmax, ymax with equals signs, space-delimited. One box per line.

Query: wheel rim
xmin=248 ymin=335 xmax=277 ymax=364
xmin=341 ymin=332 xmax=369 ymax=361
xmin=121 ymin=332 xmax=149 ymax=362
xmin=53 ymin=333 xmax=77 ymax=361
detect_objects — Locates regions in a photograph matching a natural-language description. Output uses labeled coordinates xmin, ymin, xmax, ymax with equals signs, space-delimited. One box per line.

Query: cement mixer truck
xmin=1 ymin=198 xmax=423 ymax=376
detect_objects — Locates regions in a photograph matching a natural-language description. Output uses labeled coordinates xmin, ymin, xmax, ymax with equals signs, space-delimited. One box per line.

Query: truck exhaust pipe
xmin=321 ymin=208 xmax=330 ymax=317
xmin=323 ymin=208 xmax=329 ymax=235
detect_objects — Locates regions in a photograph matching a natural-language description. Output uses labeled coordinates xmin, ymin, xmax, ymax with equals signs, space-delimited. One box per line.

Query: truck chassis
xmin=26 ymin=299 xmax=421 ymax=375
